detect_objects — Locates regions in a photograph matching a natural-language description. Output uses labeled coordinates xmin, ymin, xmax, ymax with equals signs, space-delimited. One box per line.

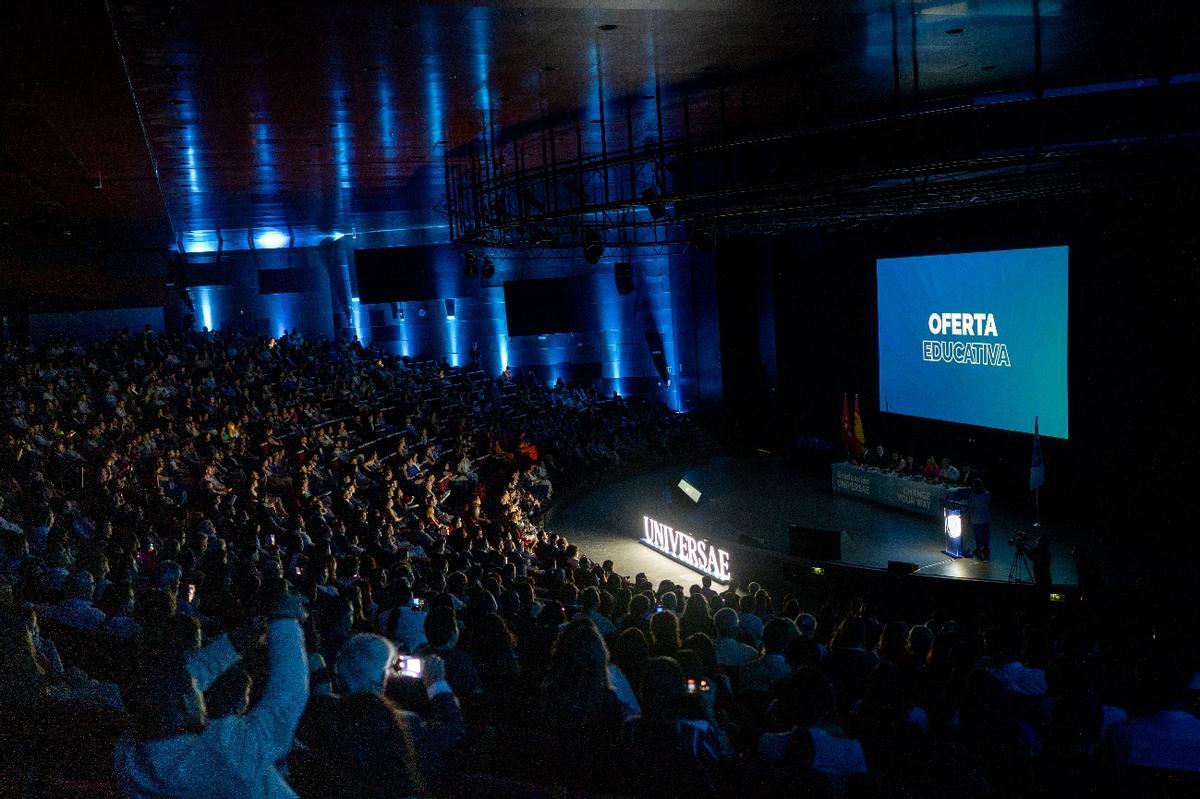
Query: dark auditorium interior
xmin=1 ymin=2 xmax=1198 ymax=797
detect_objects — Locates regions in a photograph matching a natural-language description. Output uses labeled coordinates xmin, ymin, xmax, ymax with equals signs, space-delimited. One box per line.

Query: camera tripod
xmin=1008 ymin=544 xmax=1034 ymax=584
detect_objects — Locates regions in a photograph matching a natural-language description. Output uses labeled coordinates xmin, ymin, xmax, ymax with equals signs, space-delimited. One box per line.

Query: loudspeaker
xmin=788 ymin=526 xmax=841 ymax=560
xmin=614 ymin=261 xmax=634 ymax=295
xmin=887 ymin=561 xmax=918 ymax=575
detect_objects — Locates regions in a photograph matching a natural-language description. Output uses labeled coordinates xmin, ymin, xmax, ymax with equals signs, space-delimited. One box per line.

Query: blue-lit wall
xmin=183 ymin=236 xmax=721 ymax=412
xmin=185 ymin=245 xmax=334 ymax=339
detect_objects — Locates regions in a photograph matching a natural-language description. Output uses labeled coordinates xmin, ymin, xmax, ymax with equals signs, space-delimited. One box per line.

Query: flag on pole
xmin=840 ymin=394 xmax=860 ymax=456
xmin=1029 ymin=416 xmax=1045 ymax=491
xmin=853 ymin=395 xmax=866 ymax=448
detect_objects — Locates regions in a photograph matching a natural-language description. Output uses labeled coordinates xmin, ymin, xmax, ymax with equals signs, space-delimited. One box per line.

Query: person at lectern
xmin=968 ymin=479 xmax=992 ymax=559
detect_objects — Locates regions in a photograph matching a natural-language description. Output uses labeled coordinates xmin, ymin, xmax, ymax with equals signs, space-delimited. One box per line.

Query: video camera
xmin=1008 ymin=530 xmax=1030 ymax=549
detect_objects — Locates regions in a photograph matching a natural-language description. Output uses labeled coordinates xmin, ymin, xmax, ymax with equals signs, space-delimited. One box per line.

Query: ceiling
xmin=0 ymin=1 xmax=1192 ymax=252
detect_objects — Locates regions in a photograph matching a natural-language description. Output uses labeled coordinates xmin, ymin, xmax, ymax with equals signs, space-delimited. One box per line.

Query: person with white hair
xmin=39 ymin=570 xmax=106 ymax=632
xmin=796 ymin=612 xmax=828 ymax=660
xmin=295 ymin=631 xmax=465 ymax=786
xmin=712 ymin=607 xmax=758 ymax=668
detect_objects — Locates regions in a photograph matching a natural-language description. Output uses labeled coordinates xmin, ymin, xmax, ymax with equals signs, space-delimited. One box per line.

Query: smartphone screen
xmin=187 ymin=584 xmax=196 ymax=603
xmin=268 ymin=534 xmax=276 ymax=546
xmin=395 ymin=655 xmax=423 ymax=679
xmin=411 ymin=597 xmax=426 ymax=611
xmin=686 ymin=678 xmax=697 ymax=694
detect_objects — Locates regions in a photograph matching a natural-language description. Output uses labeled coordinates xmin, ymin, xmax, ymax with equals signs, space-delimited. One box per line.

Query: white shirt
xmin=379 ymin=605 xmax=428 ymax=652
xmin=758 ymin=725 xmax=868 ymax=784
xmin=990 ymin=660 xmax=1047 ymax=696
xmin=607 ymin=664 xmax=640 ymax=719
xmin=584 ymin=609 xmax=616 ymax=636
xmin=42 ymin=597 xmax=107 ymax=632
xmin=1105 ymin=710 xmax=1200 ymax=772
xmin=115 ymin=620 xmax=308 ymax=799
xmin=713 ymin=636 xmax=759 ymax=668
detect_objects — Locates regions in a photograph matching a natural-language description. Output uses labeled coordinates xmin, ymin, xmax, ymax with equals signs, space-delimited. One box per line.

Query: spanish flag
xmin=841 ymin=394 xmax=860 ymax=456
xmin=853 ymin=395 xmax=866 ymax=449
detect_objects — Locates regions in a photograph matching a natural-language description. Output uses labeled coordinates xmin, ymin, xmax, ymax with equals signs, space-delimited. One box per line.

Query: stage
xmin=550 ymin=455 xmax=1100 ymax=590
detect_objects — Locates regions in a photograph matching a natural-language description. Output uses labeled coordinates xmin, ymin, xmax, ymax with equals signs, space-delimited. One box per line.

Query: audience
xmin=0 ymin=326 xmax=1194 ymax=797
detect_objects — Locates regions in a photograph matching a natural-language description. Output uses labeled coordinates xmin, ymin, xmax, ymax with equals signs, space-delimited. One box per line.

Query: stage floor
xmin=551 ymin=455 xmax=1091 ymax=589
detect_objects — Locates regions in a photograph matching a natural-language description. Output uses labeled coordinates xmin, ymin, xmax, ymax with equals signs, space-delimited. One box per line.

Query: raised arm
xmin=242 ymin=594 xmax=310 ymax=761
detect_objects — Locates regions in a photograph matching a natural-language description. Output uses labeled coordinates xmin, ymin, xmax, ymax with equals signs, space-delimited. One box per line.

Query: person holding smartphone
xmin=292 ymin=632 xmax=464 ymax=796
xmin=375 ymin=581 xmax=427 ymax=653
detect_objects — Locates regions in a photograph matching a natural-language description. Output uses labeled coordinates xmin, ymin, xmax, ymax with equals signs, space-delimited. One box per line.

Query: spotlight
xmin=445 ymin=299 xmax=456 ymax=320
xmin=464 ymin=250 xmax=479 ymax=278
xmin=481 ymin=257 xmax=495 ymax=279
xmin=583 ymin=228 xmax=604 ymax=265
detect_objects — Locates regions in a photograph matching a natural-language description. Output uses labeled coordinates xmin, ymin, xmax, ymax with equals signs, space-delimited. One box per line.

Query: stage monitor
xmin=676 ymin=478 xmax=702 ymax=504
xmin=876 ymin=245 xmax=1068 ymax=438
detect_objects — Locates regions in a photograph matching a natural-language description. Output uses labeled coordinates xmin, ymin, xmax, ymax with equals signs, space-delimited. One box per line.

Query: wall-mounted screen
xmin=503 ymin=276 xmax=593 ymax=336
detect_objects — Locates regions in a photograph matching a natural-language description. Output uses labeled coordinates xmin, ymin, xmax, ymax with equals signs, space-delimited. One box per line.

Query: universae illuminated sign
xmin=640 ymin=515 xmax=731 ymax=583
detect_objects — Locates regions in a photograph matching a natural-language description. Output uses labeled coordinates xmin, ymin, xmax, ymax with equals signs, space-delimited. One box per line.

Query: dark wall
xmin=717 ymin=187 xmax=1200 ymax=536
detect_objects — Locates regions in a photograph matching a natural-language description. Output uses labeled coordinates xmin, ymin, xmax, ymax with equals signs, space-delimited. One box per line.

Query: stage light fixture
xmin=445 ymin=299 xmax=456 ymax=320
xmin=583 ymin=228 xmax=604 ymax=264
xmin=481 ymin=257 xmax=495 ymax=279
xmin=641 ymin=187 xmax=667 ymax=220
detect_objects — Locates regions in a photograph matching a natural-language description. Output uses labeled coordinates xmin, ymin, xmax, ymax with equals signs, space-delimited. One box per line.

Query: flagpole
xmin=1032 ymin=415 xmax=1042 ymax=528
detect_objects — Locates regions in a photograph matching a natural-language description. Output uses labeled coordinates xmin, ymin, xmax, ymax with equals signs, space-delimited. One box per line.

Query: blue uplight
xmin=255 ymin=230 xmax=289 ymax=249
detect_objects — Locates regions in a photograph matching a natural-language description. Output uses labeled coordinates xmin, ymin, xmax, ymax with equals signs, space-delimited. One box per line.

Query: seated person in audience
xmin=796 ymin=612 xmax=828 ymax=660
xmin=985 ymin=625 xmax=1047 ymax=697
xmin=823 ymin=616 xmax=879 ymax=713
xmin=619 ymin=655 xmax=733 ymax=795
xmin=114 ymin=592 xmax=307 ymax=799
xmin=376 ymin=581 xmax=428 ymax=652
xmin=533 ymin=619 xmax=627 ymax=787
xmin=1104 ymin=654 xmax=1200 ymax=772
xmin=742 ymin=618 xmax=797 ymax=693
xmin=415 ymin=605 xmax=483 ymax=696
xmin=294 ymin=632 xmax=463 ymax=796
xmin=39 ymin=570 xmax=106 ymax=632
xmin=713 ymin=607 xmax=759 ymax=668
xmin=759 ymin=668 xmax=868 ymax=785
